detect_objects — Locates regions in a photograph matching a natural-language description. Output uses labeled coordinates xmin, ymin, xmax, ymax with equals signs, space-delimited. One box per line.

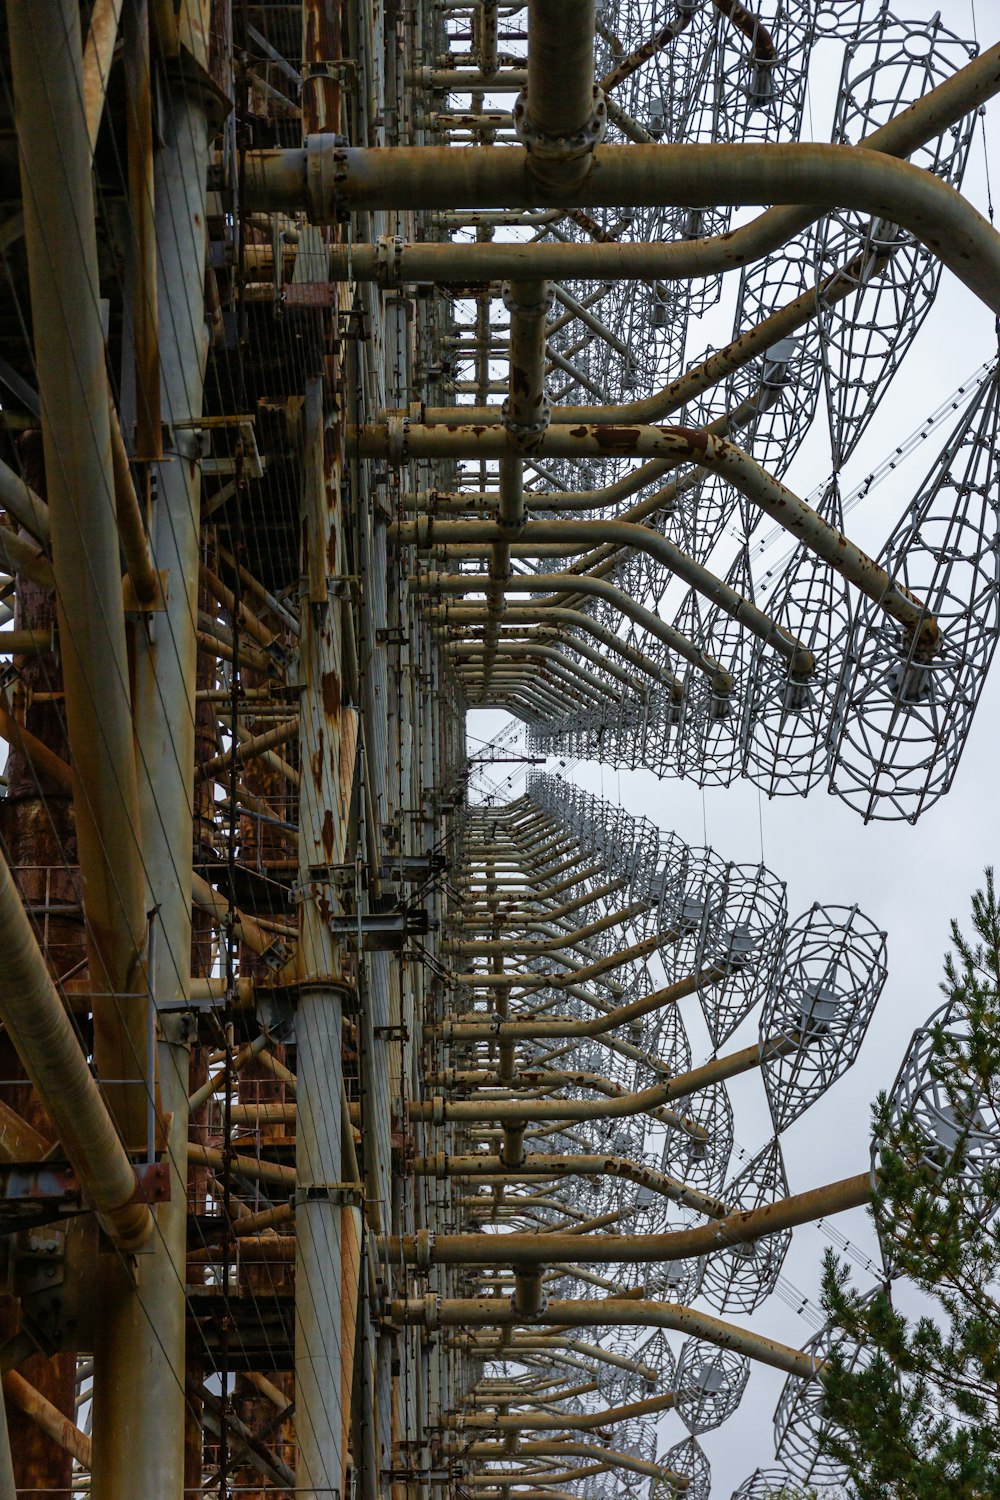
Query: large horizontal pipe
xmin=393 ymin=1296 xmax=823 ymax=1380
xmin=403 ymin=510 xmax=817 ymax=668
xmin=458 ymin=1439 xmax=674 ymax=1482
xmin=250 ymin=142 xmax=1000 ymax=313
xmin=443 ymin=900 xmax=649 ymax=955
xmin=0 ymin=845 xmax=153 ymax=1249
xmin=385 ymin=1171 xmax=871 ymax=1267
xmin=412 ymin=1153 xmax=726 ymax=1218
xmin=449 ymin=932 xmax=658 ymax=990
xmin=436 ymin=967 xmax=711 ymax=1043
xmin=446 ymin=1390 xmax=676 ymax=1430
xmin=410 ymin=1032 xmax=768 ymax=1132
xmin=394 ymin=457 xmax=932 ymax=651
xmin=440 ymin=628 xmax=675 ymax=692
xmin=412 ymin=571 xmax=733 ymax=688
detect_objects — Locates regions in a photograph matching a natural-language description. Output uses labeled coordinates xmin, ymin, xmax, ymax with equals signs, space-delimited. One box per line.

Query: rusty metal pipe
xmin=425 ymin=247 xmax=895 ymax=428
xmin=448 ymin=1390 xmax=675 ymax=1430
xmin=440 ymin=628 xmax=675 ymax=692
xmin=444 ymin=901 xmax=649 ymax=955
xmin=2 ymin=1371 xmax=92 ymax=1470
xmin=394 ymin=1297 xmax=823 ymax=1380
xmin=387 ymin=1172 xmax=871 ymax=1270
xmin=459 ymin=1439 xmax=674 ymax=1481
xmin=454 ymin=643 xmax=635 ymax=704
xmin=108 ymin=392 xmax=161 ymax=606
xmin=411 ymin=1019 xmax=756 ymax=1129
xmin=0 ymin=528 xmax=55 ymax=591
xmin=397 ymin=462 xmax=931 ymax=655
xmin=431 ymin=604 xmax=677 ymax=684
xmin=198 ymin=716 xmax=299 ymax=778
xmin=411 ymin=571 xmax=730 ymax=688
xmin=83 ymin=0 xmax=124 ymax=156
xmin=0 ymin=459 xmax=51 ymax=544
xmin=0 ymin=844 xmax=152 ymax=1249
xmin=10 ymin=0 xmax=151 ymax=1145
xmin=275 ymin=141 xmax=1000 ymax=317
xmin=450 ymin=933 xmax=657 ymax=990
xmin=414 ymin=1154 xmax=725 ymax=1219
xmin=436 ymin=968 xmax=711 ymax=1044
xmin=525 ymin=0 xmax=597 ymax=147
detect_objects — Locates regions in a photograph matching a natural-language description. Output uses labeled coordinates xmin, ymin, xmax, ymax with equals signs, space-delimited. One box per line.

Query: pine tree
xmin=818 ymin=870 xmax=1000 ymax=1499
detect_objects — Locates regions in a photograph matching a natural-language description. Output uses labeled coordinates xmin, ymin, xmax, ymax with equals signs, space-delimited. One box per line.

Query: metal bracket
xmin=374 ymin=1024 xmax=409 ymax=1043
xmin=10 ymin=1226 xmax=65 ymax=1298
xmin=292 ymin=1182 xmax=363 ymax=1208
xmin=122 ymin=568 xmax=170 ymax=613
xmin=329 ymin=908 xmax=433 ymax=950
xmin=131 ymin=1161 xmax=172 ymax=1205
xmin=0 ymin=1163 xmax=85 ymax=1236
xmin=377 ymin=853 xmax=446 ymax=882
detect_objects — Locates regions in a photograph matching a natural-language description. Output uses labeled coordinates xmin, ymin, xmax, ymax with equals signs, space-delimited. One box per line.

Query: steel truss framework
xmin=0 ymin=2 xmax=993 ymax=1499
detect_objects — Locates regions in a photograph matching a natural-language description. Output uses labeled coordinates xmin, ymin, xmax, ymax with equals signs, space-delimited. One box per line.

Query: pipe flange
xmin=501 ymin=395 xmax=551 ymax=442
xmin=415 ymin=1228 xmax=436 ymax=1272
xmin=500 ymin=281 xmax=556 ymax=318
xmin=434 ymin=1151 xmax=448 ymax=1181
xmin=387 ymin=412 xmax=409 ymax=466
xmin=305 ymin=133 xmax=350 ymax=224
xmin=423 ymin=1292 xmax=441 ymax=1330
xmin=375 ymin=233 xmax=404 ymax=288
xmin=511 ymin=86 xmax=608 ymax=163
xmin=431 ymin=1094 xmax=446 ymax=1126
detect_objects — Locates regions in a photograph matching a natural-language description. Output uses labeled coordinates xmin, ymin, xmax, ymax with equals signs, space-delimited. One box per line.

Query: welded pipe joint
xmin=305 ymin=131 xmax=350 ymax=222
xmin=501 ymin=282 xmax=555 ymax=318
xmin=501 ymin=395 xmax=551 ymax=442
xmin=376 ymin=233 xmax=404 ymax=288
xmin=415 ymin=1228 xmax=436 ymax=1272
xmin=512 ymin=85 xmax=608 ymax=170
xmin=387 ymin=413 xmax=409 ymax=465
xmin=511 ymin=1267 xmax=549 ymax=1321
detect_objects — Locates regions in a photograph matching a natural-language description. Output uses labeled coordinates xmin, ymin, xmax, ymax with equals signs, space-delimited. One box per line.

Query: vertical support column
xmin=297 ymin=373 xmax=356 ymax=1498
xmin=90 ymin=46 xmax=212 ymax=1500
xmin=124 ymin=0 xmax=161 ymax=459
xmin=8 ymin=0 xmax=149 ymax=1148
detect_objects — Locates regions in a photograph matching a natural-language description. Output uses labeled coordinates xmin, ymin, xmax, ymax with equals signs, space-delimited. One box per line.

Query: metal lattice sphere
xmin=875 ymin=999 xmax=1000 ymax=1242
xmin=674 ymin=1337 xmax=750 ymax=1435
xmin=761 ymin=903 xmax=888 ymax=1132
xmin=773 ymin=1329 xmax=852 ymax=1485
xmin=657 ymin=1436 xmax=712 ymax=1500
xmin=730 ymin=1466 xmax=824 ymax=1498
xmin=829 ymin=361 xmax=1000 ymax=822
xmin=698 ymin=1139 xmax=792 ymax=1315
xmin=660 ymin=1079 xmax=734 ymax=1194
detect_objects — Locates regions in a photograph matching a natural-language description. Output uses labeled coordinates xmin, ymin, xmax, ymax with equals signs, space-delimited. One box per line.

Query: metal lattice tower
xmin=0 ymin=2 xmax=993 ymax=1498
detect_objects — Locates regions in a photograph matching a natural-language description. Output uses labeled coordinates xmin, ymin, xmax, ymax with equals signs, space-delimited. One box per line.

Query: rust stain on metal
xmin=321 ymin=669 xmax=341 ymax=716
xmin=592 ymin=427 xmax=641 ymax=450
xmin=321 ymin=807 xmax=336 ymax=860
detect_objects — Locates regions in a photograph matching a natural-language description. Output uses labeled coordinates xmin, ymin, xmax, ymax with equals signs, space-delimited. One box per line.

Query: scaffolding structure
xmin=0 ymin=2 xmax=995 ymax=1497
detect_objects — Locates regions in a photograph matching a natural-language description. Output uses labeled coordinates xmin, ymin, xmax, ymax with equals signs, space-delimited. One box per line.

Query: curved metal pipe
xmin=0 ymin=845 xmax=153 ymax=1250
xmin=411 ymin=571 xmax=732 ymax=688
xmin=393 ymin=1296 xmax=823 ymax=1380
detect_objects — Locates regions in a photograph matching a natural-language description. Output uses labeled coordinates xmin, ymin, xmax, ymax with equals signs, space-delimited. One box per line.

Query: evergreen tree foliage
xmin=818 ymin=869 xmax=1000 ymax=1499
